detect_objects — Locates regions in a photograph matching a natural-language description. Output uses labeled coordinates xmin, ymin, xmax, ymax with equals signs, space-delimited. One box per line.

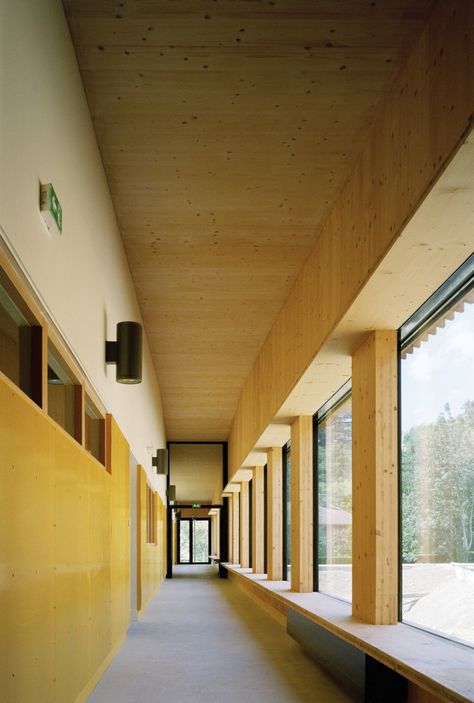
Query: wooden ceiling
xmin=63 ymin=0 xmax=434 ymax=441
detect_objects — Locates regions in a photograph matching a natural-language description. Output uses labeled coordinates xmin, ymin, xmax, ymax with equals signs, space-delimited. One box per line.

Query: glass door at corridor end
xmin=178 ymin=518 xmax=211 ymax=564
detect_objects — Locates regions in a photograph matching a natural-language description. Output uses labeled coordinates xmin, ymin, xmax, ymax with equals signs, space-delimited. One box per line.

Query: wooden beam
xmin=232 ymin=491 xmax=240 ymax=565
xmin=239 ymin=481 xmax=249 ymax=568
xmin=252 ymin=466 xmax=265 ymax=574
xmin=291 ymin=416 xmax=313 ymax=592
xmin=228 ymin=0 xmax=474 ymax=478
xmin=267 ymin=446 xmax=283 ymax=580
xmin=352 ymin=330 xmax=398 ymax=624
xmin=407 ymin=683 xmax=447 ymax=703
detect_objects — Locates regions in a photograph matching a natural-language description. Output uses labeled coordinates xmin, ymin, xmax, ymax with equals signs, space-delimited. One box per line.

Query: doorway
xmin=178 ymin=518 xmax=211 ymax=564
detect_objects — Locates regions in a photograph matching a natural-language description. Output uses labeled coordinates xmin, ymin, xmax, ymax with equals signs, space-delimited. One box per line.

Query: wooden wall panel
xmin=136 ymin=466 xmax=165 ymax=615
xmin=0 ymin=372 xmax=132 ymax=703
xmin=0 ymin=376 xmax=55 ymax=703
xmin=54 ymin=430 xmax=96 ymax=701
xmin=109 ymin=416 xmax=131 ymax=645
xmin=88 ymin=455 xmax=112 ymax=681
xmin=267 ymin=447 xmax=283 ymax=581
xmin=228 ymin=0 xmax=474 ymax=477
xmin=352 ymin=331 xmax=398 ymax=624
xmin=290 ymin=417 xmax=313 ymax=592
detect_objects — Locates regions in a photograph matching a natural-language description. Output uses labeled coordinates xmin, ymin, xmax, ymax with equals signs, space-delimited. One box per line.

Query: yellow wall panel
xmin=136 ymin=466 xmax=165 ymax=615
xmin=0 ymin=373 xmax=132 ymax=703
xmin=109 ymin=416 xmax=131 ymax=646
xmin=54 ymin=429 xmax=92 ymax=702
xmin=0 ymin=377 xmax=55 ymax=703
xmin=87 ymin=461 xmax=112 ymax=686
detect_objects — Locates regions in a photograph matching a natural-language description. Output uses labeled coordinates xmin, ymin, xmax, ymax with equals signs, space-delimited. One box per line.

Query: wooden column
xmin=232 ymin=491 xmax=240 ymax=564
xmin=267 ymin=447 xmax=283 ymax=580
xmin=290 ymin=416 xmax=313 ymax=592
xmin=352 ymin=330 xmax=398 ymax=624
xmin=252 ymin=466 xmax=265 ymax=574
xmin=239 ymin=482 xmax=250 ymax=568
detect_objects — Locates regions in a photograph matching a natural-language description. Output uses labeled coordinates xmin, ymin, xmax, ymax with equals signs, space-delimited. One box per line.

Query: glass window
xmin=282 ymin=442 xmax=291 ymax=581
xmin=248 ymin=478 xmax=253 ymax=569
xmin=193 ymin=519 xmax=210 ymax=563
xmin=47 ymin=343 xmax=81 ymax=441
xmin=85 ymin=394 xmax=105 ymax=465
xmin=179 ymin=519 xmax=190 ymax=563
xmin=0 ymin=270 xmax=42 ymax=405
xmin=263 ymin=464 xmax=268 ymax=574
xmin=315 ymin=384 xmax=352 ymax=602
xmin=400 ymin=256 xmax=474 ymax=647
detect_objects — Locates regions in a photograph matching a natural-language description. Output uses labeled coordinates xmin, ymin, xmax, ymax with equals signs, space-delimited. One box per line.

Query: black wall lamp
xmin=167 ymin=485 xmax=176 ymax=503
xmin=106 ymin=321 xmax=142 ymax=384
xmin=152 ymin=448 xmax=168 ymax=475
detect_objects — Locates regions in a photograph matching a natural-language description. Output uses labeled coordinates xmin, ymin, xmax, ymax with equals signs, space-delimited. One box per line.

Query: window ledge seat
xmin=222 ymin=564 xmax=474 ymax=703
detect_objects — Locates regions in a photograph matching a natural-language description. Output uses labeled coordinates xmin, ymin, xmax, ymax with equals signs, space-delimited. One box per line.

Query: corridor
xmin=87 ymin=566 xmax=355 ymax=703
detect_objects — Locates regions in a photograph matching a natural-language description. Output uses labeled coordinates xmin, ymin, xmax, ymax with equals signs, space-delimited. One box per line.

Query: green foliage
xmin=318 ymin=399 xmax=352 ymax=563
xmin=401 ymin=401 xmax=474 ymax=564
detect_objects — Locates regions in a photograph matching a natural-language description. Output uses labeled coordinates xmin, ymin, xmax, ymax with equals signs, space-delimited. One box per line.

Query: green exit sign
xmin=40 ymin=183 xmax=62 ymax=234
xmin=192 ymin=503 xmax=201 ymax=508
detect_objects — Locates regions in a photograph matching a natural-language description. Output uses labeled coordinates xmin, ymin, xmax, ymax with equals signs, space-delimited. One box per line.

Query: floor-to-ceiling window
xmin=314 ymin=381 xmax=352 ymax=602
xmin=249 ymin=478 xmax=253 ymax=568
xmin=282 ymin=442 xmax=291 ymax=581
xmin=400 ymin=254 xmax=474 ymax=647
xmin=264 ymin=464 xmax=268 ymax=574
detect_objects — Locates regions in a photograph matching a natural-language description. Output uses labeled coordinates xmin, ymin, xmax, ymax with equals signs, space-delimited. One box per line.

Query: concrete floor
xmin=87 ymin=565 xmax=356 ymax=703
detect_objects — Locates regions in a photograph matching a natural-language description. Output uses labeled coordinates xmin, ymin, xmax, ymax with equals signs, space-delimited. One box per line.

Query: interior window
xmin=0 ymin=270 xmax=42 ymax=405
xmin=47 ymin=343 xmax=81 ymax=441
xmin=85 ymin=394 xmax=105 ymax=465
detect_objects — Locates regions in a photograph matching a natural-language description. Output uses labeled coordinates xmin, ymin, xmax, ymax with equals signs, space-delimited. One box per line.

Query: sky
xmin=401 ymin=299 xmax=474 ymax=433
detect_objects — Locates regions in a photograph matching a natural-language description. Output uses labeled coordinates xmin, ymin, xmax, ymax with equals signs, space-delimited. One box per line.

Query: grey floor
xmin=87 ymin=565 xmax=355 ymax=703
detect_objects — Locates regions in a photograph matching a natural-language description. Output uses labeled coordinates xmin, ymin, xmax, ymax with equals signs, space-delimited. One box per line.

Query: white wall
xmin=0 ymin=0 xmax=166 ymax=497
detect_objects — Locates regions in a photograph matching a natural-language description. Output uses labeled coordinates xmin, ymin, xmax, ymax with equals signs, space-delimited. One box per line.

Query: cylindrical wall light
xmin=167 ymin=484 xmax=176 ymax=503
xmin=106 ymin=321 xmax=143 ymax=384
xmin=152 ymin=448 xmax=168 ymax=475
